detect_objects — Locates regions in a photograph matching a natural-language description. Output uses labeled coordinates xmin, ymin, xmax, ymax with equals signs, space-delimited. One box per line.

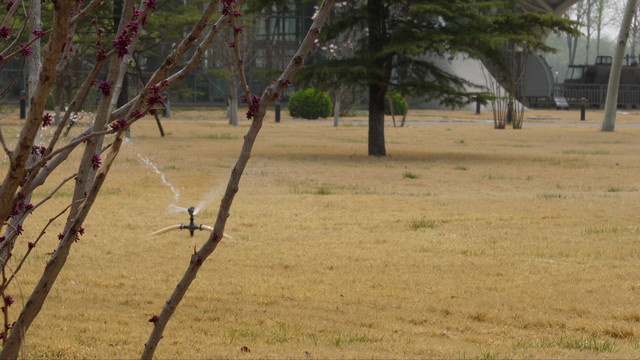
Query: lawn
xmin=1 ymin=107 xmax=640 ymax=358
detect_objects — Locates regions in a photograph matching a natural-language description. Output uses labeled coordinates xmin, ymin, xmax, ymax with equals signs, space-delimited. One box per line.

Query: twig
xmin=4 ymin=202 xmax=73 ymax=289
xmin=0 ymin=128 xmax=11 ymax=158
xmin=29 ymin=173 xmax=77 ymax=214
xmin=26 ymin=129 xmax=115 ymax=172
xmin=1 ymin=262 xmax=7 ymax=346
xmin=0 ymin=30 xmax=50 ymax=63
xmin=229 ymin=1 xmax=251 ymax=102
xmin=69 ymin=0 xmax=104 ymax=26
xmin=0 ymin=0 xmax=23 ymax=30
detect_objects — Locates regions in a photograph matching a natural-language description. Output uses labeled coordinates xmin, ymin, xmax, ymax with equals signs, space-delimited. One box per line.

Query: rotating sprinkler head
xmin=151 ymin=206 xmax=232 ymax=239
xmin=180 ymin=206 xmax=200 ymax=237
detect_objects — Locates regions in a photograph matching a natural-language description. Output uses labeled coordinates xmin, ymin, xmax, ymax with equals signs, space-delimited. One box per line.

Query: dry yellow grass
xmin=2 ymin=107 xmax=640 ymax=359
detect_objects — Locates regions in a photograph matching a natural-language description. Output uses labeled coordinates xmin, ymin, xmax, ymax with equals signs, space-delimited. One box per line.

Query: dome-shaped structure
xmin=520 ymin=0 xmax=583 ymax=16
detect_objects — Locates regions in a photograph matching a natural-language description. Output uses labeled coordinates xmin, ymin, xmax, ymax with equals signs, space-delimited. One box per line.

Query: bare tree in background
xmin=565 ymin=1 xmax=585 ymax=67
xmin=210 ymin=4 xmax=258 ymax=126
xmin=0 ymin=0 xmax=334 ymax=358
xmin=593 ymin=0 xmax=612 ymax=56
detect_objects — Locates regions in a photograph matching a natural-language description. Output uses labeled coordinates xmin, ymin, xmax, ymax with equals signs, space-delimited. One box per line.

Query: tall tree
xmin=593 ymin=0 xmax=611 ymax=56
xmin=565 ymin=1 xmax=585 ymax=66
xmin=602 ymin=0 xmax=638 ymax=131
xmin=298 ymin=0 xmax=578 ymax=156
xmin=584 ymin=0 xmax=594 ymax=64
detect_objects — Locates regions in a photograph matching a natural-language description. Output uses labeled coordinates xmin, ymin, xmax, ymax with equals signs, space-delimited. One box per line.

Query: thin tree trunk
xmin=400 ymin=96 xmax=409 ymax=127
xmin=602 ymin=0 xmax=638 ymax=131
xmin=387 ymin=93 xmax=396 ymax=127
xmin=333 ymin=88 xmax=341 ymax=127
xmin=585 ymin=0 xmax=592 ymax=64
xmin=228 ymin=82 xmax=238 ymax=126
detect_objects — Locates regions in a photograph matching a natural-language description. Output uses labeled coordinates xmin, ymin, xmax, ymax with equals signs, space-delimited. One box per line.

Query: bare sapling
xmin=141 ymin=0 xmax=335 ymax=357
xmin=0 ymin=0 xmax=276 ymax=357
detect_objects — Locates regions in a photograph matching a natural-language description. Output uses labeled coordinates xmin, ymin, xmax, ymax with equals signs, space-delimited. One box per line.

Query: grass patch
xmin=532 ymin=157 xmax=589 ymax=168
xmin=410 ymin=218 xmax=436 ymax=230
xmin=403 ymin=171 xmax=419 ymax=179
xmin=537 ymin=193 xmax=566 ymax=199
xmin=562 ymin=149 xmax=611 ymax=155
xmin=535 ymin=334 xmax=614 ymax=352
xmin=52 ymin=191 xmax=73 ymax=198
xmin=315 ymin=184 xmax=332 ymax=195
xmin=455 ymin=165 xmax=468 ymax=171
xmin=101 ymin=188 xmax=122 ymax=196
xmin=334 ymin=137 xmax=367 ymax=144
xmin=475 ymin=349 xmax=500 ymax=360
xmin=606 ymin=185 xmax=624 ymax=193
xmin=329 ymin=330 xmax=379 ymax=347
xmin=266 ymin=322 xmax=301 ymax=344
xmin=198 ymin=133 xmax=238 ymax=140
xmin=582 ymin=225 xmax=620 ymax=235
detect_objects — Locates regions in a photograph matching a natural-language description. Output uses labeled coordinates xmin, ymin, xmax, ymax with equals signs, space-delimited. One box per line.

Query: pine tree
xmin=298 ymin=0 xmax=578 ymax=156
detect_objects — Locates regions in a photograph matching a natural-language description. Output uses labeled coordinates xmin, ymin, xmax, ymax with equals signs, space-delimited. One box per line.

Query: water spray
xmin=152 ymin=206 xmax=231 ymax=238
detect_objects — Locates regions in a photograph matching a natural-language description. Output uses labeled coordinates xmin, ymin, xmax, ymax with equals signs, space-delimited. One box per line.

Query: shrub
xmin=384 ymin=92 xmax=407 ymax=115
xmin=288 ymin=89 xmax=332 ymax=119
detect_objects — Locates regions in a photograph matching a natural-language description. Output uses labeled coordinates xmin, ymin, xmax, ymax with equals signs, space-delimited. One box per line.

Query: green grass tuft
xmin=198 ymin=133 xmax=238 ymax=140
xmin=315 ymin=184 xmax=332 ymax=195
xmin=410 ymin=218 xmax=436 ymax=230
xmin=537 ymin=193 xmax=566 ymax=199
xmin=403 ymin=171 xmax=420 ymax=179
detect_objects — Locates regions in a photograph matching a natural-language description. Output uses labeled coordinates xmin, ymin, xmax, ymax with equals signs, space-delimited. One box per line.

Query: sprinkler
xmin=152 ymin=206 xmax=231 ymax=238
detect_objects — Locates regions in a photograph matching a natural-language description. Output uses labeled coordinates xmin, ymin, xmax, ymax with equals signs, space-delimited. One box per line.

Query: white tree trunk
xmin=228 ymin=82 xmax=238 ymax=126
xmin=333 ymin=88 xmax=341 ymax=127
xmin=602 ymin=0 xmax=638 ymax=131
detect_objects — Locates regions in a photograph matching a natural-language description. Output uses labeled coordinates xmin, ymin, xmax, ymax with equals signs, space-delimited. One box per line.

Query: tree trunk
xmin=53 ymin=78 xmax=62 ymax=125
xmin=228 ymin=82 xmax=238 ymax=126
xmin=368 ymin=84 xmax=386 ymax=156
xmin=333 ymin=88 xmax=341 ymax=127
xmin=366 ymin=0 xmax=387 ymax=156
xmin=387 ymin=93 xmax=396 ymax=127
xmin=631 ymin=14 xmax=638 ymax=59
xmin=585 ymin=0 xmax=592 ymax=64
xmin=602 ymin=0 xmax=638 ymax=131
xmin=400 ymin=96 xmax=409 ymax=127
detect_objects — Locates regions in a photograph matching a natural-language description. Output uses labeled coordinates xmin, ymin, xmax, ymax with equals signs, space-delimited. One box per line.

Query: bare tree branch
xmin=0 ymin=0 xmax=72 ymax=232
xmin=229 ymin=2 xmax=252 ymax=101
xmin=0 ymin=128 xmax=11 ymax=158
xmin=69 ymin=0 xmax=105 ymax=26
xmin=4 ymin=202 xmax=73 ymax=289
xmin=0 ymin=30 xmax=50 ymax=63
xmin=0 ymin=0 xmax=23 ymax=30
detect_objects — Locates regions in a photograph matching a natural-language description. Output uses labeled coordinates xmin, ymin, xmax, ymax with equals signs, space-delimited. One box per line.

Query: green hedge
xmin=384 ymin=92 xmax=407 ymax=115
xmin=288 ymin=89 xmax=332 ymax=120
